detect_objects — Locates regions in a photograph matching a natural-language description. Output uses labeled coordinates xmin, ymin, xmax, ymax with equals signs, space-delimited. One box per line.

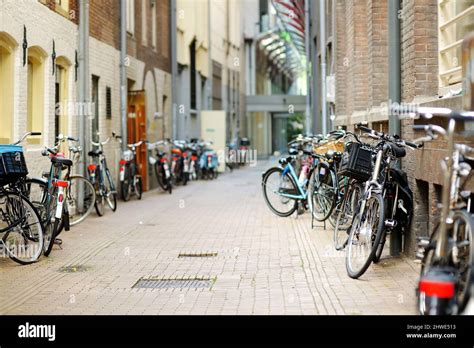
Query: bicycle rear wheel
xmin=262 ymin=167 xmax=298 ymax=217
xmin=121 ymin=164 xmax=131 ymax=201
xmin=68 ymin=175 xmax=96 ymax=226
xmin=346 ymin=192 xmax=385 ymax=279
xmin=1 ymin=192 xmax=44 ymax=264
xmin=308 ymin=164 xmax=338 ymax=222
xmin=105 ymin=169 xmax=117 ymax=211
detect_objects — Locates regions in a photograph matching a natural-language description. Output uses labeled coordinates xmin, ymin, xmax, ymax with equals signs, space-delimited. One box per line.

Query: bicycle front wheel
xmin=334 ymin=181 xmax=362 ymax=250
xmin=105 ymin=169 xmax=117 ymax=211
xmin=68 ymin=175 xmax=96 ymax=226
xmin=1 ymin=192 xmax=44 ymax=264
xmin=346 ymin=192 xmax=385 ymax=279
xmin=262 ymin=167 xmax=298 ymax=217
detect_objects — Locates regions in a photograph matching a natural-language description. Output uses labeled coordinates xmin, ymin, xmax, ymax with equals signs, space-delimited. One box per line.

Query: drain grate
xmin=58 ymin=265 xmax=89 ymax=273
xmin=178 ymin=252 xmax=218 ymax=258
xmin=132 ymin=277 xmax=212 ymax=289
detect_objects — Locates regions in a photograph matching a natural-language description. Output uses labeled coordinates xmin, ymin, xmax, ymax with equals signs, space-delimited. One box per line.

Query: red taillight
xmin=191 ymin=155 xmax=198 ymax=161
xmin=172 ymin=157 xmax=177 ymax=162
xmin=53 ymin=180 xmax=69 ymax=188
xmin=182 ymin=152 xmax=188 ymax=158
xmin=419 ymin=279 xmax=455 ymax=299
xmin=119 ymin=159 xmax=127 ymax=165
xmin=88 ymin=164 xmax=97 ymax=171
xmin=160 ymin=157 xmax=168 ymax=163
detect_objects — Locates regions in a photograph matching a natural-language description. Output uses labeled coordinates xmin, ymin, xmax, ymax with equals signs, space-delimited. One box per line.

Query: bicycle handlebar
xmin=13 ymin=132 xmax=42 ymax=145
xmin=391 ymin=105 xmax=474 ymax=121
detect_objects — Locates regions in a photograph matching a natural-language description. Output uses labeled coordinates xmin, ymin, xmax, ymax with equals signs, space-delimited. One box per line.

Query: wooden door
xmin=127 ymin=90 xmax=148 ymax=191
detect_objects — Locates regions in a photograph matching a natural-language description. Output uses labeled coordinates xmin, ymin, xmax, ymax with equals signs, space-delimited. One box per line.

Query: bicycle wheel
xmin=136 ymin=176 xmax=143 ymax=200
xmin=334 ymin=181 xmax=362 ymax=250
xmin=308 ymin=163 xmax=338 ymax=222
xmin=67 ymin=176 xmax=96 ymax=226
xmin=1 ymin=192 xmax=44 ymax=264
xmin=346 ymin=192 xmax=385 ymax=279
xmin=262 ymin=167 xmax=298 ymax=217
xmin=420 ymin=210 xmax=474 ymax=313
xmin=121 ymin=164 xmax=131 ymax=201
xmin=154 ymin=162 xmax=169 ymax=191
xmin=105 ymin=169 xmax=117 ymax=211
xmin=23 ymin=178 xmax=58 ymax=256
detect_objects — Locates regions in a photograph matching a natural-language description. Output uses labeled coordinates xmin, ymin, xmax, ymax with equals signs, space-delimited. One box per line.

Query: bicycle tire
xmin=262 ymin=167 xmax=298 ymax=217
xmin=334 ymin=182 xmax=362 ymax=251
xmin=136 ymin=176 xmax=143 ymax=200
xmin=1 ymin=191 xmax=44 ymax=264
xmin=68 ymin=175 xmax=96 ymax=226
xmin=121 ymin=164 xmax=131 ymax=201
xmin=154 ymin=162 xmax=169 ymax=191
xmin=105 ymin=169 xmax=117 ymax=211
xmin=346 ymin=191 xmax=385 ymax=279
xmin=308 ymin=163 xmax=338 ymax=222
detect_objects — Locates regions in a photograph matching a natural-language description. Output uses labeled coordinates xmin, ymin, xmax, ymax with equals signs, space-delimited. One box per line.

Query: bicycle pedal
xmin=384 ymin=219 xmax=397 ymax=228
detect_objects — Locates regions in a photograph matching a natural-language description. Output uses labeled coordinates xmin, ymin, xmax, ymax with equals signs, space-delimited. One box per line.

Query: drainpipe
xmin=120 ymin=0 xmax=127 ymax=151
xmin=171 ymin=0 xmax=178 ymax=140
xmin=304 ymin=0 xmax=311 ymax=134
xmin=388 ymin=0 xmax=402 ymax=256
xmin=77 ymin=0 xmax=89 ymax=209
xmin=208 ymin=0 xmax=213 ymax=111
xmin=319 ymin=0 xmax=327 ymax=135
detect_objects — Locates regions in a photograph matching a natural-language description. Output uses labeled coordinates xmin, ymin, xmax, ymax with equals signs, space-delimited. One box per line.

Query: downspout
xmin=171 ymin=0 xmax=178 ymax=140
xmin=388 ymin=0 xmax=402 ymax=256
xmin=77 ymin=0 xmax=89 ymax=209
xmin=208 ymin=0 xmax=212 ymax=111
xmin=120 ymin=0 xmax=127 ymax=151
xmin=304 ymin=0 xmax=311 ymax=134
xmin=319 ymin=0 xmax=327 ymax=135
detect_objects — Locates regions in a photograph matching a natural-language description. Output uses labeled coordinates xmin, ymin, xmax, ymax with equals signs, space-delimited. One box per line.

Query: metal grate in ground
xmin=132 ymin=277 xmax=212 ymax=289
xmin=178 ymin=252 xmax=218 ymax=258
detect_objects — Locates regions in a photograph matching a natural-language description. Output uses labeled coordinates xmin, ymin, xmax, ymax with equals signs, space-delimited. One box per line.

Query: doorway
xmin=127 ymin=90 xmax=148 ymax=191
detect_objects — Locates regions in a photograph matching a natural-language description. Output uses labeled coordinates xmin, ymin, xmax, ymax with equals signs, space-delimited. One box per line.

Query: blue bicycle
xmin=262 ymin=137 xmax=318 ymax=217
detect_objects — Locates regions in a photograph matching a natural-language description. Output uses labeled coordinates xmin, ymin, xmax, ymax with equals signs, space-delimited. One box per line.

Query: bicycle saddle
xmin=279 ymin=156 xmax=295 ymax=166
xmin=51 ymin=156 xmax=73 ymax=167
xmin=386 ymin=143 xmax=406 ymax=158
xmin=88 ymin=150 xmax=103 ymax=157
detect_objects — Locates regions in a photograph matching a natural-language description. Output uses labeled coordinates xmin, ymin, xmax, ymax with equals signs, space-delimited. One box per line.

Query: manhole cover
xmin=58 ymin=265 xmax=89 ymax=273
xmin=178 ymin=252 xmax=218 ymax=258
xmin=132 ymin=278 xmax=212 ymax=289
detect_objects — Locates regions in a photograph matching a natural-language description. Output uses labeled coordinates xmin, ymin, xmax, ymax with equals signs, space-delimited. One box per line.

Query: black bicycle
xmin=342 ymin=123 xmax=419 ymax=279
xmin=120 ymin=140 xmax=146 ymax=201
xmin=89 ymin=133 xmax=120 ymax=215
xmin=149 ymin=140 xmax=172 ymax=194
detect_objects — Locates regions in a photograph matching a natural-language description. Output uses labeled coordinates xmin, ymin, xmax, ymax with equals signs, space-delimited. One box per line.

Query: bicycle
xmin=120 ymin=140 xmax=146 ymax=201
xmin=89 ymin=133 xmax=120 ymax=215
xmin=261 ymin=135 xmax=318 ymax=217
xmin=342 ymin=123 xmax=419 ymax=279
xmin=148 ymin=140 xmax=172 ymax=194
xmin=24 ymin=134 xmax=96 ymax=255
xmin=0 ymin=132 xmax=44 ymax=264
xmin=397 ymin=106 xmax=474 ymax=315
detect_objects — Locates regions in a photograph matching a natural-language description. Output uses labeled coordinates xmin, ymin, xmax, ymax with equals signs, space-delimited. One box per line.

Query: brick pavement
xmin=0 ymin=162 xmax=419 ymax=315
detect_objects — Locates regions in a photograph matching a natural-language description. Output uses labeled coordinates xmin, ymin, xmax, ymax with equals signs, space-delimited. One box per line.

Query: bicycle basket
xmin=0 ymin=145 xmax=28 ymax=186
xmin=338 ymin=142 xmax=374 ymax=182
xmin=314 ymin=139 xmax=345 ymax=155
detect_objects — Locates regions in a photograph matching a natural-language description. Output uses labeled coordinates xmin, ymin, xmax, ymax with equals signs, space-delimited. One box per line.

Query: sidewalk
xmin=0 ymin=162 xmax=419 ymax=315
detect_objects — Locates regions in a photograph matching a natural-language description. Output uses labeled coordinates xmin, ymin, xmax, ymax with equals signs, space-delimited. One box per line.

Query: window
xmin=91 ymin=75 xmax=100 ymax=142
xmin=438 ymin=0 xmax=474 ymax=87
xmin=55 ymin=56 xmax=71 ymax=141
xmin=127 ymin=0 xmax=135 ymax=35
xmin=0 ymin=34 xmax=15 ymax=144
xmin=151 ymin=0 xmax=157 ymax=48
xmin=141 ymin=0 xmax=147 ymax=45
xmin=27 ymin=47 xmax=46 ymax=144
xmin=106 ymin=87 xmax=112 ymax=119
xmin=190 ymin=39 xmax=197 ymax=110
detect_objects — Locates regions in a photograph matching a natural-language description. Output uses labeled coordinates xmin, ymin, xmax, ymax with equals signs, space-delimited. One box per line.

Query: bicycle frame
xmin=279 ymin=162 xmax=309 ymax=200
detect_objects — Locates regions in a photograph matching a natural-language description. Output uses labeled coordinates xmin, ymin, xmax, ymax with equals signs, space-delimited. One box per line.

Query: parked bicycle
xmin=89 ymin=133 xmax=120 ymax=215
xmin=120 ymin=139 xmax=146 ymax=201
xmin=149 ymin=140 xmax=172 ymax=194
xmin=341 ymin=123 xmax=419 ymax=279
xmin=24 ymin=134 xmax=96 ymax=256
xmin=396 ymin=106 xmax=474 ymax=315
xmin=0 ymin=132 xmax=44 ymax=264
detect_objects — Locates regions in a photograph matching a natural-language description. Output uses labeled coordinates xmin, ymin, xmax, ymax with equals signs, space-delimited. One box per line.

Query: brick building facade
xmin=312 ymin=0 xmax=474 ymax=255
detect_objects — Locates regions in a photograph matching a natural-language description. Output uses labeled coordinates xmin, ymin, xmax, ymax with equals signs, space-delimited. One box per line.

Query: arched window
xmin=27 ymin=46 xmax=47 ymax=144
xmin=0 ymin=32 xmax=17 ymax=144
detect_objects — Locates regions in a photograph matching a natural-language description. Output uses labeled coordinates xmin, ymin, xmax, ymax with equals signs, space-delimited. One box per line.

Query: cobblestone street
xmin=0 ymin=163 xmax=419 ymax=315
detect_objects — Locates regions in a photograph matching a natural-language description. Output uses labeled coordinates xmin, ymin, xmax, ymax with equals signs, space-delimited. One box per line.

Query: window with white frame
xmin=127 ymin=0 xmax=135 ymax=35
xmin=438 ymin=0 xmax=474 ymax=87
